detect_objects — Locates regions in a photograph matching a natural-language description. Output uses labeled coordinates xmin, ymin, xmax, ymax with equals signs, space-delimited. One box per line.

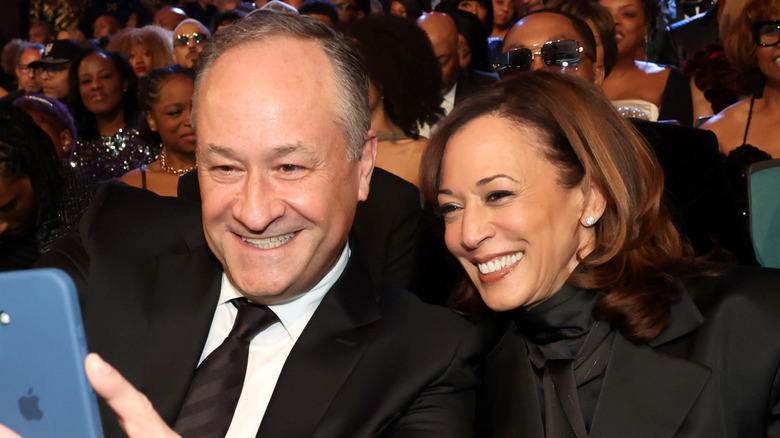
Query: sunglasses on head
xmin=175 ymin=32 xmax=207 ymax=46
xmin=755 ymin=21 xmax=780 ymax=47
xmin=494 ymin=40 xmax=585 ymax=78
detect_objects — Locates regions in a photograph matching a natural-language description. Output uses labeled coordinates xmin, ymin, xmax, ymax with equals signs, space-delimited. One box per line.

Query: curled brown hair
xmin=420 ymin=71 xmax=693 ymax=343
xmin=723 ymin=0 xmax=780 ymax=94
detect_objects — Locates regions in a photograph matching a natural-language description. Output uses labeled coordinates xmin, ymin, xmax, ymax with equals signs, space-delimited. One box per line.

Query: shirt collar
xmin=217 ymin=243 xmax=351 ymax=341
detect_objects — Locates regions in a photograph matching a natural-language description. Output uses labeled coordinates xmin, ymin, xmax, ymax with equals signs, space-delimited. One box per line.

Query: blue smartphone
xmin=0 ymin=268 xmax=103 ymax=437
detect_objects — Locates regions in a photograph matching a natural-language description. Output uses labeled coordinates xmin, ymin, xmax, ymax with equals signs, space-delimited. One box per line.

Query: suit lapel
xmin=589 ymin=334 xmax=710 ymax=437
xmin=257 ymin=254 xmax=382 ymax=437
xmin=141 ymin=237 xmax=223 ymax=425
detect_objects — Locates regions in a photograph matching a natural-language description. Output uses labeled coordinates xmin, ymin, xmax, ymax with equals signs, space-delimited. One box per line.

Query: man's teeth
xmin=477 ymin=252 xmax=524 ymax=274
xmin=243 ymin=232 xmax=295 ymax=249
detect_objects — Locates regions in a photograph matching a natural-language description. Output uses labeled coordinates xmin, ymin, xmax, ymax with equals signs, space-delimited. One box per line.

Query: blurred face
xmin=437 ymin=116 xmax=597 ymax=311
xmin=0 ymin=176 xmax=37 ymax=238
xmin=129 ymin=43 xmax=152 ymax=77
xmin=147 ymin=74 xmax=196 ymax=154
xmin=93 ymin=16 xmax=117 ymax=39
xmin=78 ymin=53 xmax=126 ymax=117
xmin=196 ymin=38 xmax=374 ymax=305
xmin=493 ymin=0 xmax=516 ymax=29
xmin=503 ymin=12 xmax=603 ymax=85
xmin=756 ymin=16 xmax=780 ymax=84
xmin=155 ymin=8 xmax=186 ymax=31
xmin=600 ymin=0 xmax=646 ymax=57
xmin=334 ymin=0 xmax=359 ymax=23
xmin=173 ymin=23 xmax=209 ymax=69
xmin=419 ymin=14 xmax=461 ymax=94
xmin=390 ymin=1 xmax=407 ymax=17
xmin=38 ymin=63 xmax=71 ymax=99
xmin=28 ymin=25 xmax=49 ymax=44
xmin=457 ymin=34 xmax=473 ymax=70
xmin=16 ymin=48 xmax=43 ymax=93
xmin=458 ymin=0 xmax=488 ymax=24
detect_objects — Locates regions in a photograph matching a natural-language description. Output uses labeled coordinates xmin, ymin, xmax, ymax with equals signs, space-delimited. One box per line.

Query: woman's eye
xmin=437 ymin=203 xmax=460 ymax=217
xmin=166 ymin=110 xmax=183 ymax=117
xmin=485 ymin=190 xmax=513 ymax=203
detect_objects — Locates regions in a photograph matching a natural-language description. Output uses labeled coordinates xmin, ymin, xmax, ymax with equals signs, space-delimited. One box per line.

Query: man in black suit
xmin=500 ymin=9 xmax=755 ymax=265
xmin=37 ymin=11 xmax=481 ymax=437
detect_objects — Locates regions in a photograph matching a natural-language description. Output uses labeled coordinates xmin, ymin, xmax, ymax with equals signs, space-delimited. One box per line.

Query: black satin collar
xmin=510 ymin=283 xmax=601 ymax=346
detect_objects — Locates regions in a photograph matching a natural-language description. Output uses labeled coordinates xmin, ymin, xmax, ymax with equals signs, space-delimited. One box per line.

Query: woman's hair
xmin=420 ymin=71 xmax=693 ymax=343
xmin=344 ymin=14 xmax=442 ymax=139
xmin=724 ymin=0 xmax=780 ymax=94
xmin=449 ymin=8 xmax=492 ymax=72
xmin=0 ymin=102 xmax=63 ymax=218
xmin=69 ymin=47 xmax=140 ymax=141
xmin=137 ymin=65 xmax=195 ymax=145
xmin=107 ymin=25 xmax=174 ymax=72
xmin=13 ymin=93 xmax=78 ymax=151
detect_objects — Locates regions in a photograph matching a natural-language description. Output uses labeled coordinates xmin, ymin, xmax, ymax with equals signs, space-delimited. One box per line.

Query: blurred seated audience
xmin=0 ymin=103 xmax=94 ymax=271
xmin=13 ymin=94 xmax=77 ymax=160
xmin=93 ymin=15 xmax=122 ymax=41
xmin=455 ymin=0 xmax=494 ymax=34
xmin=386 ymin=0 xmax=424 ymax=19
xmin=549 ymin=0 xmax=618 ymax=78
xmin=299 ymin=0 xmax=339 ymax=26
xmin=28 ymin=39 xmax=81 ymax=106
xmin=345 ymin=14 xmax=442 ymax=190
xmin=499 ymin=9 xmax=755 ymax=264
xmin=599 ymin=0 xmax=693 ymax=125
xmin=28 ymin=21 xmax=56 ymax=45
xmin=211 ymin=9 xmax=249 ymax=33
xmin=69 ymin=47 xmax=158 ymax=183
xmin=447 ymin=8 xmax=493 ymax=72
xmin=682 ymin=42 xmax=740 ymax=124
xmin=57 ymin=26 xmax=88 ymax=43
xmin=333 ymin=0 xmax=370 ymax=24
xmin=701 ymin=0 xmax=780 ymax=210
xmin=182 ymin=0 xmax=219 ymax=29
xmin=0 ymin=42 xmax=44 ymax=103
xmin=490 ymin=0 xmax=518 ymax=38
xmin=420 ymin=70 xmax=780 ymax=437
xmin=154 ymin=6 xmax=189 ymax=31
xmin=121 ymin=66 xmax=196 ymax=196
xmin=172 ymin=19 xmax=211 ymax=70
xmin=108 ymin=25 xmax=174 ymax=78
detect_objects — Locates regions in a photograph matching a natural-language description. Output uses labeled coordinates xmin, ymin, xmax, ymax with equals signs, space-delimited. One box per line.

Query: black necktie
xmin=174 ymin=298 xmax=279 ymax=437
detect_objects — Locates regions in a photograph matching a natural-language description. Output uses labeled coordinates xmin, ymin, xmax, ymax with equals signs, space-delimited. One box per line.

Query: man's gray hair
xmin=192 ymin=11 xmax=370 ymax=161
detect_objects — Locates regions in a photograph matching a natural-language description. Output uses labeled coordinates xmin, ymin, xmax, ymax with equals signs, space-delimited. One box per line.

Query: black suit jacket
xmin=38 ymin=182 xmax=482 ymax=437
xmin=656 ymin=5 xmax=719 ymax=67
xmin=476 ymin=266 xmax=780 ymax=436
xmin=631 ymin=119 xmax=756 ymax=265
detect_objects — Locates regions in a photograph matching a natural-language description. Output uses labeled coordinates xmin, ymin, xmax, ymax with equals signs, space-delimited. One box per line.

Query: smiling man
xmin=35 ymin=11 xmax=480 ymax=438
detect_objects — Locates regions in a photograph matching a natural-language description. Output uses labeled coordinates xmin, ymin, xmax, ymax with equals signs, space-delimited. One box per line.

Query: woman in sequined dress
xmin=69 ymin=47 xmax=159 ymax=183
xmin=121 ymin=66 xmax=196 ymax=197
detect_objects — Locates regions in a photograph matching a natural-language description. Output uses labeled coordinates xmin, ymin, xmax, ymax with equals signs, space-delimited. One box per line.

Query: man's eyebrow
xmin=201 ymin=143 xmax=314 ymax=158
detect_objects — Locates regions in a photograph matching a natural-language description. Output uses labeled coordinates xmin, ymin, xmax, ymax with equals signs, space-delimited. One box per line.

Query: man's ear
xmin=357 ymin=130 xmax=377 ymax=202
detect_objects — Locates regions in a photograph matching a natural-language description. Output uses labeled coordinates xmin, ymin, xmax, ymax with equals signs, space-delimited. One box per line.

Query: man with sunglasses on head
xmin=173 ymin=19 xmax=211 ymax=70
xmin=498 ymin=9 xmax=757 ymax=266
xmin=27 ymin=39 xmax=81 ymax=106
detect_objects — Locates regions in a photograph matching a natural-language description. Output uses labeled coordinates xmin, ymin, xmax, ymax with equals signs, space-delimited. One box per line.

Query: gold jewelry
xmin=159 ymin=150 xmax=196 ymax=176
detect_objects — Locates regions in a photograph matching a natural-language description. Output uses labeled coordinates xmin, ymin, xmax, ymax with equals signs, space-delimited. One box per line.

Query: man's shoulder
xmin=378 ymin=285 xmax=476 ymax=339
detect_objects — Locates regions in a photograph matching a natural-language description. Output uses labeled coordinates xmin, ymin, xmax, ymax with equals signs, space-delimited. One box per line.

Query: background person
xmin=13 ymin=94 xmax=77 ymax=160
xmin=121 ymin=66 xmax=196 ymax=196
xmin=172 ymin=19 xmax=210 ymax=70
xmin=108 ymin=25 xmax=174 ymax=78
xmin=28 ymin=39 xmax=81 ymax=105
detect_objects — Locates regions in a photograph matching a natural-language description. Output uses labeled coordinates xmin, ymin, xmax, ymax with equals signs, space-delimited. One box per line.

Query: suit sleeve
xmin=386 ymin=323 xmax=482 ymax=438
xmin=768 ymin=361 xmax=780 ymax=437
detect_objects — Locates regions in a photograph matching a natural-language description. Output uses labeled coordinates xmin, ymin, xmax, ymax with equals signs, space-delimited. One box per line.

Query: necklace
xmin=159 ymin=150 xmax=196 ymax=176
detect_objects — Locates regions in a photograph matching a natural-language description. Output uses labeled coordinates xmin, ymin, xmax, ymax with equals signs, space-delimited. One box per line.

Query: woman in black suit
xmin=420 ymin=71 xmax=780 ymax=437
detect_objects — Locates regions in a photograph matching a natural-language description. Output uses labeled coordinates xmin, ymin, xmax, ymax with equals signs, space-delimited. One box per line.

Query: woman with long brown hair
xmin=421 ymin=71 xmax=780 ymax=436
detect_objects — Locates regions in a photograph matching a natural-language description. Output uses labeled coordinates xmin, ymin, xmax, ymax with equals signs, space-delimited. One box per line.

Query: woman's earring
xmin=585 ymin=216 xmax=596 ymax=227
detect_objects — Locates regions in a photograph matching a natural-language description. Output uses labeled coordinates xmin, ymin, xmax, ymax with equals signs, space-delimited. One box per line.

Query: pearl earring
xmin=585 ymin=216 xmax=596 ymax=226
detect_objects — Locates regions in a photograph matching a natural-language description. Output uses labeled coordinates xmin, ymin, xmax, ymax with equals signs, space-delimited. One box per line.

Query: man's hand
xmin=85 ymin=353 xmax=181 ymax=438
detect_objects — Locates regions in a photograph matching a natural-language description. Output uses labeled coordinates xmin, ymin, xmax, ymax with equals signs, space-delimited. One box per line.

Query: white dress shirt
xmin=418 ymin=82 xmax=457 ymax=139
xmin=197 ymin=244 xmax=351 ymax=437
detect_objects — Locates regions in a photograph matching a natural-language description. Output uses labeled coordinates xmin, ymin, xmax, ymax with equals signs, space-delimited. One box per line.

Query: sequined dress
xmin=71 ymin=127 xmax=160 ymax=183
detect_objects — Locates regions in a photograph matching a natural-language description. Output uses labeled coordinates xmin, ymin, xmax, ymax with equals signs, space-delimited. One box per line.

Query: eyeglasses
xmin=33 ymin=63 xmax=69 ymax=79
xmin=18 ymin=63 xmax=34 ymax=73
xmin=494 ymin=40 xmax=586 ymax=78
xmin=175 ymin=32 xmax=208 ymax=46
xmin=755 ymin=21 xmax=780 ymax=47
